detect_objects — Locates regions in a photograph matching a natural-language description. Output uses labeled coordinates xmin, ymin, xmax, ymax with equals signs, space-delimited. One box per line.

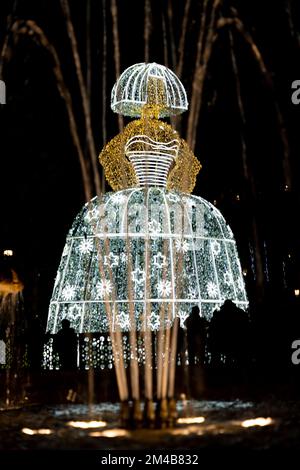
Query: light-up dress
xmin=46 ymin=63 xmax=248 ymax=369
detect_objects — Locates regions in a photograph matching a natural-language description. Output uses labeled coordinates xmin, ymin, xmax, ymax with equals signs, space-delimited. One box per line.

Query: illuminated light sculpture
xmin=46 ymin=188 xmax=248 ymax=336
xmin=46 ymin=63 xmax=248 ymax=418
xmin=111 ymin=62 xmax=188 ymax=118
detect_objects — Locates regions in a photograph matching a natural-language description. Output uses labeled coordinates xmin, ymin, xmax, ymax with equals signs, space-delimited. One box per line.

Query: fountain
xmin=0 ymin=250 xmax=25 ymax=408
xmin=46 ymin=62 xmax=248 ymax=428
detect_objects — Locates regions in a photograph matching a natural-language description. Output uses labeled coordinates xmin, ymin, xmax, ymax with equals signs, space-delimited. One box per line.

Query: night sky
xmin=0 ymin=0 xmax=300 ymax=326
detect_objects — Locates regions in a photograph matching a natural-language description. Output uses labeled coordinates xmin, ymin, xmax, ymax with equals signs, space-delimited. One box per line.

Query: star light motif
xmin=210 ymin=240 xmax=221 ymax=256
xmin=62 ymin=284 xmax=76 ymax=301
xmin=148 ymin=312 xmax=160 ymax=331
xmin=95 ymin=279 xmax=113 ymax=299
xmin=157 ymin=279 xmax=172 ymax=297
xmin=175 ymin=239 xmax=189 ymax=253
xmin=131 ymin=268 xmax=146 ymax=285
xmin=153 ymin=252 xmax=167 ymax=268
xmin=79 ymin=238 xmax=94 ymax=254
xmin=148 ymin=220 xmax=161 ymax=235
xmin=104 ymin=252 xmax=119 ymax=267
xmin=68 ymin=304 xmax=82 ymax=322
xmin=116 ymin=312 xmax=131 ymax=330
xmin=207 ymin=281 xmax=218 ymax=298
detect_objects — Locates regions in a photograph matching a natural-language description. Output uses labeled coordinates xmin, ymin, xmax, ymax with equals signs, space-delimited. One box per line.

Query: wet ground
xmin=0 ymin=399 xmax=300 ymax=451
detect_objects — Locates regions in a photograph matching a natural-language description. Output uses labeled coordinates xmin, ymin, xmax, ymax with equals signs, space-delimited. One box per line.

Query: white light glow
xmin=89 ymin=429 xmax=129 ymax=438
xmin=68 ymin=420 xmax=107 ymax=429
xmin=3 ymin=249 xmax=13 ymax=256
xmin=22 ymin=428 xmax=53 ymax=435
xmin=241 ymin=417 xmax=273 ymax=428
xmin=294 ymin=289 xmax=300 ymax=297
xmin=177 ymin=416 xmax=205 ymax=424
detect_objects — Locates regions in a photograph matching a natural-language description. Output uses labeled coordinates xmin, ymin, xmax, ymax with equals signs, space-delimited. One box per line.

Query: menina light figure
xmin=46 ymin=63 xmax=248 ymax=372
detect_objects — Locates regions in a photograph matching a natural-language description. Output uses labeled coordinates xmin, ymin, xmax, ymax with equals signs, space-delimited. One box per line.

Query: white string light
xmin=47 ymin=188 xmax=248 ymax=338
xmin=125 ymin=135 xmax=179 ymax=187
xmin=111 ymin=63 xmax=188 ymax=117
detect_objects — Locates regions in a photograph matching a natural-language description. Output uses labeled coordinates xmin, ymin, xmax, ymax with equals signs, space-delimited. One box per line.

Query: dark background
xmin=0 ymin=0 xmax=300 ymax=332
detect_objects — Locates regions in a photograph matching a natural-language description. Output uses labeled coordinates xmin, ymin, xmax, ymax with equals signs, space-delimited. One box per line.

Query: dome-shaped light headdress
xmin=111 ymin=62 xmax=188 ymax=118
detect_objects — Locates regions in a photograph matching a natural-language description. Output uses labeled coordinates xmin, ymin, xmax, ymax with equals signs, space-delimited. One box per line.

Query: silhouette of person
xmin=54 ymin=319 xmax=77 ymax=370
xmin=178 ymin=305 xmax=207 ymax=398
xmin=185 ymin=306 xmax=207 ymax=365
xmin=209 ymin=299 xmax=250 ymax=368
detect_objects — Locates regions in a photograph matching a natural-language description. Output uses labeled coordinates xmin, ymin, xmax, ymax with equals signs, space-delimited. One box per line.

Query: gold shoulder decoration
xmin=99 ymin=130 xmax=137 ymax=191
xmin=167 ymin=139 xmax=202 ymax=193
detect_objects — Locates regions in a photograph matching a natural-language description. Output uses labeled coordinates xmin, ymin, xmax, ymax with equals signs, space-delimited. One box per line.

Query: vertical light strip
xmin=52 ymin=237 xmax=75 ymax=333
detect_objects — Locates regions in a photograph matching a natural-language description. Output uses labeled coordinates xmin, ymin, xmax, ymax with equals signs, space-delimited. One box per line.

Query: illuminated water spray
xmin=0 ymin=250 xmax=24 ymax=407
xmin=46 ymin=63 xmax=248 ymax=425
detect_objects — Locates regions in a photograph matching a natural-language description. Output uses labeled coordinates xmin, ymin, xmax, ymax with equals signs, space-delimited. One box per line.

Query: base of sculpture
xmin=120 ymin=398 xmax=178 ymax=429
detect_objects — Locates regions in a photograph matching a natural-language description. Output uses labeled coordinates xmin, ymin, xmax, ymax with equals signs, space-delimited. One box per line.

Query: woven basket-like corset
xmin=125 ymin=134 xmax=179 ymax=187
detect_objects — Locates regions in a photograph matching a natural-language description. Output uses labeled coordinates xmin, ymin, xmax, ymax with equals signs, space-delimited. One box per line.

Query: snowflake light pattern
xmin=207 ymin=281 xmax=219 ymax=298
xmin=95 ymin=280 xmax=113 ymax=299
xmin=79 ymin=238 xmax=94 ymax=254
xmin=157 ymin=280 xmax=172 ymax=297
xmin=61 ymin=284 xmax=76 ymax=301
xmin=175 ymin=239 xmax=189 ymax=253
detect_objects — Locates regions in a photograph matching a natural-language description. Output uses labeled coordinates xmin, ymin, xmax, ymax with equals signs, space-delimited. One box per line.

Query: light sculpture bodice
xmin=46 ymin=63 xmax=248 ymax=369
xmin=125 ymin=135 xmax=179 ymax=187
